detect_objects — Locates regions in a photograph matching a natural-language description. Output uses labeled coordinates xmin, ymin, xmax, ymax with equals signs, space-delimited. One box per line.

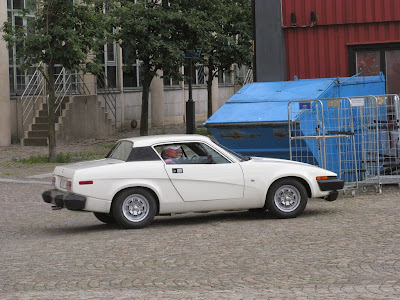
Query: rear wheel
xmin=93 ymin=212 xmax=116 ymax=224
xmin=112 ymin=188 xmax=157 ymax=229
xmin=266 ymin=178 xmax=308 ymax=218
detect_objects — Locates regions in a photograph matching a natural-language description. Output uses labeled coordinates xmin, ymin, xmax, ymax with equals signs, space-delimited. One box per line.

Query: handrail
xmin=244 ymin=68 xmax=253 ymax=85
xmin=21 ymin=64 xmax=93 ymax=125
xmin=97 ymin=73 xmax=117 ymax=127
xmin=54 ymin=70 xmax=91 ymax=115
xmin=22 ymin=62 xmax=46 ymax=125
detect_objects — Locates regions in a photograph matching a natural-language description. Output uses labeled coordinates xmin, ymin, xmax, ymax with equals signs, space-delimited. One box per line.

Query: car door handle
xmin=172 ymin=168 xmax=183 ymax=173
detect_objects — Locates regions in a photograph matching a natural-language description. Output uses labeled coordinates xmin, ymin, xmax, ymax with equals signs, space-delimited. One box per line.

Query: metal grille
xmin=288 ymin=95 xmax=400 ymax=193
xmin=371 ymin=95 xmax=400 ymax=185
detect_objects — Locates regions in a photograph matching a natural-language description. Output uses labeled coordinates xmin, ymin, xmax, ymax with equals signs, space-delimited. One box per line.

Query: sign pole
xmin=186 ymin=57 xmax=195 ymax=134
xmin=184 ymin=49 xmax=201 ymax=134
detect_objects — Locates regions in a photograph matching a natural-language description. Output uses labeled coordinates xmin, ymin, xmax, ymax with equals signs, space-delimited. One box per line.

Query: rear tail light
xmin=66 ymin=180 xmax=72 ymax=192
xmin=52 ymin=176 xmax=56 ymax=186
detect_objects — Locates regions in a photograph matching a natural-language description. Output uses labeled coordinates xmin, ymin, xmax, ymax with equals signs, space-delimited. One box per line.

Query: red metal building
xmin=253 ymin=0 xmax=400 ymax=94
xmin=281 ymin=0 xmax=400 ymax=93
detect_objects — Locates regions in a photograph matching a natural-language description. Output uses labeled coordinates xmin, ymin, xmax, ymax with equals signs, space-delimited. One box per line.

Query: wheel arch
xmin=266 ymin=176 xmax=311 ymax=202
xmin=111 ymin=186 xmax=160 ymax=215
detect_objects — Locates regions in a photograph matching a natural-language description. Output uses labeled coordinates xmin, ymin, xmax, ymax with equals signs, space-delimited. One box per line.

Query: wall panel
xmin=282 ymin=0 xmax=400 ymax=27
xmin=284 ymin=23 xmax=400 ymax=79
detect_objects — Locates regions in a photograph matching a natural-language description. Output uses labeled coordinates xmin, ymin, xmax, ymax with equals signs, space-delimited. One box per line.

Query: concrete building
xmin=0 ymin=0 xmax=246 ymax=146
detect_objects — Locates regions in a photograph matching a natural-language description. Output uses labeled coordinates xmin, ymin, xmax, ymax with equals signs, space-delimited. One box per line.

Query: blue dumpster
xmin=204 ymin=75 xmax=386 ymax=160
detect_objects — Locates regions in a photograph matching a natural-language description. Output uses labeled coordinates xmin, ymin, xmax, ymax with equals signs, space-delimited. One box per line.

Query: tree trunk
xmin=47 ymin=63 xmax=57 ymax=162
xmin=140 ymin=73 xmax=153 ymax=136
xmin=207 ymin=61 xmax=214 ymax=118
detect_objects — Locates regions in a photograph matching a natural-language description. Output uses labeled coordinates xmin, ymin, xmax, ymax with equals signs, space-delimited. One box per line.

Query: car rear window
xmin=127 ymin=147 xmax=160 ymax=162
xmin=106 ymin=141 xmax=133 ymax=161
xmin=106 ymin=141 xmax=161 ymax=162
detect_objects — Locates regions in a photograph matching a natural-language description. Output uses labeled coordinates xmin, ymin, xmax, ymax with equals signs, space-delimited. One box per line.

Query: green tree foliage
xmin=2 ymin=0 xmax=108 ymax=161
xmin=178 ymin=0 xmax=252 ymax=117
xmin=113 ymin=0 xmax=200 ymax=136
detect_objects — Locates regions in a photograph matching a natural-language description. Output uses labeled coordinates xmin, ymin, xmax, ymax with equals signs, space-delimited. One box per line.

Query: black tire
xmin=112 ymin=188 xmax=157 ymax=229
xmin=248 ymin=208 xmax=267 ymax=214
xmin=93 ymin=212 xmax=117 ymax=224
xmin=266 ymin=178 xmax=308 ymax=218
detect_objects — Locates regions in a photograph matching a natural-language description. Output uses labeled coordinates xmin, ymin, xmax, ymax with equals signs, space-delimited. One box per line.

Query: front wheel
xmin=112 ymin=188 xmax=157 ymax=229
xmin=266 ymin=178 xmax=308 ymax=218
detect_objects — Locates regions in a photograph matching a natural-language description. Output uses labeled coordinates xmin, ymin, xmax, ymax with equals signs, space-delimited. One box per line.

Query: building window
xmin=7 ymin=0 xmax=78 ymax=95
xmin=385 ymin=50 xmax=400 ymax=95
xmin=184 ymin=64 xmax=205 ymax=86
xmin=122 ymin=48 xmax=141 ymax=89
xmin=356 ymin=51 xmax=380 ymax=76
xmin=349 ymin=43 xmax=400 ymax=94
xmin=97 ymin=42 xmax=118 ymax=90
xmin=163 ymin=68 xmax=180 ymax=87
xmin=7 ymin=0 xmax=36 ymax=95
xmin=218 ymin=69 xmax=232 ymax=85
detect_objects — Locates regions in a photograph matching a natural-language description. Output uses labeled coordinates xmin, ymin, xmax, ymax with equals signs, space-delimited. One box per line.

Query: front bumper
xmin=317 ymin=178 xmax=345 ymax=201
xmin=42 ymin=189 xmax=86 ymax=211
xmin=317 ymin=178 xmax=345 ymax=191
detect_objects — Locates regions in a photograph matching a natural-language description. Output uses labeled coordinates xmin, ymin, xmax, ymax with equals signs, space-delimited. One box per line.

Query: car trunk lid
xmin=53 ymin=158 xmax=124 ymax=179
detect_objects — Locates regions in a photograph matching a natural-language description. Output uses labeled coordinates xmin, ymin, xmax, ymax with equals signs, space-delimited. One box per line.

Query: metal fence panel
xmin=288 ymin=95 xmax=400 ymax=193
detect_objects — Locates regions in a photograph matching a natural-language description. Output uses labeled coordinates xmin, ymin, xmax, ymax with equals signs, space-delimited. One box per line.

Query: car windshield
xmin=106 ymin=141 xmax=133 ymax=161
xmin=211 ymin=141 xmax=251 ymax=162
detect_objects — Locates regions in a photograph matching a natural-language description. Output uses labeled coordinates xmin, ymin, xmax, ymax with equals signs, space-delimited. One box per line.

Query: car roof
xmin=119 ymin=134 xmax=212 ymax=147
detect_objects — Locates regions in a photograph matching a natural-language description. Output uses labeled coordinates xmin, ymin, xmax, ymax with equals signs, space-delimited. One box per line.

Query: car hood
xmin=54 ymin=158 xmax=123 ymax=178
xmin=249 ymin=157 xmax=333 ymax=171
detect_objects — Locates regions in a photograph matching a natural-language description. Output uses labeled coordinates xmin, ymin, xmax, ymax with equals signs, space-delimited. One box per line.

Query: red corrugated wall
xmin=281 ymin=0 xmax=400 ymax=80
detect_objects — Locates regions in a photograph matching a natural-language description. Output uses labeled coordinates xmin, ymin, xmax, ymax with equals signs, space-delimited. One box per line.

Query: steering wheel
xmin=201 ymin=155 xmax=215 ymax=164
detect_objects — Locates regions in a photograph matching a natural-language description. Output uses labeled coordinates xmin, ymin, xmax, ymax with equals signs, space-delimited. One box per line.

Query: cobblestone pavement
xmin=0 ymin=126 xmax=400 ymax=299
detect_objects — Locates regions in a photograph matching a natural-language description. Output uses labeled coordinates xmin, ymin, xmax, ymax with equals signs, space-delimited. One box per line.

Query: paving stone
xmin=0 ymin=124 xmax=399 ymax=299
xmin=0 ymin=181 xmax=399 ymax=299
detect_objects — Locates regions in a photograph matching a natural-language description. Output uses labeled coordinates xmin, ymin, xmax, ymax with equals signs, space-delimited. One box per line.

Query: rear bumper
xmin=42 ymin=189 xmax=86 ymax=211
xmin=317 ymin=178 xmax=345 ymax=191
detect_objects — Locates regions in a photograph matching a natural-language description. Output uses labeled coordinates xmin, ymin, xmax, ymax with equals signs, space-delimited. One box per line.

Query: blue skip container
xmin=204 ymin=75 xmax=385 ymax=159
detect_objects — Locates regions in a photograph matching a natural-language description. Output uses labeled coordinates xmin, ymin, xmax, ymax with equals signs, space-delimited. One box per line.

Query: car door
xmin=160 ymin=142 xmax=245 ymax=202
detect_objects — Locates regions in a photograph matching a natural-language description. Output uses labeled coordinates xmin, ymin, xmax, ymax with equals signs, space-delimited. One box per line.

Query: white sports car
xmin=42 ymin=134 xmax=344 ymax=229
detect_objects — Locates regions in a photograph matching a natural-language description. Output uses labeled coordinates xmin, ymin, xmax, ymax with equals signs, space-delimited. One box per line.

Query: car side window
xmin=155 ymin=142 xmax=230 ymax=164
xmin=199 ymin=143 xmax=230 ymax=164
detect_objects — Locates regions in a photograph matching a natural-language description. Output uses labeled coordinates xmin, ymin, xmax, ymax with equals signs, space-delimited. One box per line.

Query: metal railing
xmin=21 ymin=62 xmax=45 ymax=125
xmin=96 ymin=73 xmax=117 ymax=127
xmin=21 ymin=65 xmax=118 ymax=131
xmin=54 ymin=69 xmax=91 ymax=116
xmin=288 ymin=95 xmax=400 ymax=194
xmin=243 ymin=68 xmax=253 ymax=85
xmin=21 ymin=64 xmax=93 ymax=125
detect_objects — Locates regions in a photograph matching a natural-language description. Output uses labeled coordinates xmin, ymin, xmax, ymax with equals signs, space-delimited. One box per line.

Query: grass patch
xmin=12 ymin=152 xmax=72 ymax=164
xmin=94 ymin=144 xmax=114 ymax=150
xmin=11 ymin=145 xmax=112 ymax=165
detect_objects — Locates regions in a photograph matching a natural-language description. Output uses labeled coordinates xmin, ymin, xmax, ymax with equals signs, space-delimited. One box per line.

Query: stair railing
xmin=243 ymin=68 xmax=253 ymax=85
xmin=97 ymin=73 xmax=117 ymax=127
xmin=54 ymin=69 xmax=91 ymax=116
xmin=21 ymin=62 xmax=45 ymax=125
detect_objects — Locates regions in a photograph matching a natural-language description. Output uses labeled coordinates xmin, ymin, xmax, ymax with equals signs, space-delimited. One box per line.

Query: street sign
xmin=184 ymin=49 xmax=202 ymax=58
